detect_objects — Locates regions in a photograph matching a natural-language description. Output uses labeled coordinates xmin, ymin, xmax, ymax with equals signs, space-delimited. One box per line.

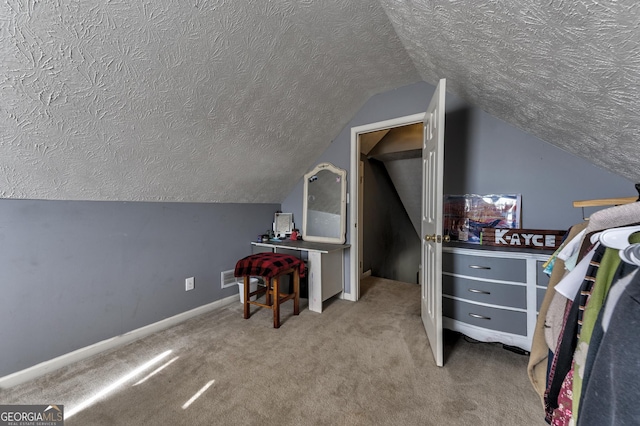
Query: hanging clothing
xmin=529 ymin=223 xmax=588 ymax=405
xmin=577 ymin=203 xmax=640 ymax=258
xmin=544 ymin=298 xmax=576 ymax=423
xmin=578 ymin=262 xmax=637 ymax=409
xmin=553 ymin=246 xmax=624 ymax=425
xmin=544 ymin=244 xmax=606 ymax=422
xmin=557 ymin=228 xmax=587 ymax=272
xmin=531 ymin=202 xmax=640 ymax=423
xmin=577 ymin=268 xmax=640 ymax=425
xmin=552 ymin=364 xmax=574 ymax=426
xmin=544 ymin=243 xmax=600 ymax=353
xmin=554 ymin=243 xmax=601 ymax=300
xmin=572 ymin=236 xmax=640 ymax=423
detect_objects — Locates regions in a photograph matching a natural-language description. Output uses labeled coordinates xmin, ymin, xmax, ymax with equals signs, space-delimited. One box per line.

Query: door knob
xmin=443 ymin=235 xmax=451 ymax=243
xmin=424 ymin=234 xmax=435 ymax=242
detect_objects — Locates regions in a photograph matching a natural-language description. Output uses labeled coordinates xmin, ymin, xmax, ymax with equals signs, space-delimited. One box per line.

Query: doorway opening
xmin=349 ymin=113 xmax=424 ymax=301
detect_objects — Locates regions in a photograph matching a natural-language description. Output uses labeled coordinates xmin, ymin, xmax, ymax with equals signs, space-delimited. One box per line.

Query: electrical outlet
xmin=185 ymin=277 xmax=195 ymax=291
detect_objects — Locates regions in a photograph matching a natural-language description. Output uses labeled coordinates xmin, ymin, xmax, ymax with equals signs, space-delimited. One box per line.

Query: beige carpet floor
xmin=1 ymin=276 xmax=545 ymax=425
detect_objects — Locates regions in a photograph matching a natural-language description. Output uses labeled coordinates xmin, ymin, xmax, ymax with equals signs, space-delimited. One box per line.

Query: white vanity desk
xmin=251 ymin=239 xmax=350 ymax=313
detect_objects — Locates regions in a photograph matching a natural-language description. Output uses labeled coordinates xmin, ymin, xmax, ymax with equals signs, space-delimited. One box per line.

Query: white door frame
xmin=348 ymin=113 xmax=425 ymax=302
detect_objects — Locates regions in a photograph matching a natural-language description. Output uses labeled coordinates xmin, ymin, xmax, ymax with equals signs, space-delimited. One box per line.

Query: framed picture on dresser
xmin=443 ymin=193 xmax=521 ymax=243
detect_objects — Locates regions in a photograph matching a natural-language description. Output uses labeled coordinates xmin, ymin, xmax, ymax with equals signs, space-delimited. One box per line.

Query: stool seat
xmin=234 ymin=252 xmax=306 ymax=280
xmin=234 ymin=253 xmax=304 ymax=328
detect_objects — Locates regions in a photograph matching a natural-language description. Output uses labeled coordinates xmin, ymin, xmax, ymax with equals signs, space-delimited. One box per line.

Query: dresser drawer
xmin=442 ymin=252 xmax=526 ymax=282
xmin=443 ymin=298 xmax=527 ymax=335
xmin=443 ymin=275 xmax=526 ymax=309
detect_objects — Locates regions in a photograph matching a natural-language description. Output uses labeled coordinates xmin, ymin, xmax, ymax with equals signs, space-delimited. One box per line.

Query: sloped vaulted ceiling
xmin=0 ymin=0 xmax=418 ymax=202
xmin=378 ymin=0 xmax=640 ymax=182
xmin=1 ymin=0 xmax=639 ymax=203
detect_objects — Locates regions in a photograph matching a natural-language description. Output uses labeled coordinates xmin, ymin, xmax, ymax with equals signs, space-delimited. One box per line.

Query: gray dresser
xmin=442 ymin=244 xmax=551 ymax=351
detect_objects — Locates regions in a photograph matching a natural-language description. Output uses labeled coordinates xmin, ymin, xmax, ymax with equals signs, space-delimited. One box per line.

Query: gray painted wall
xmin=0 ymin=199 xmax=279 ymax=376
xmin=284 ymin=81 xmax=634 ymax=290
xmin=444 ymin=107 xmax=635 ymax=228
xmin=363 ymin=159 xmax=420 ymax=283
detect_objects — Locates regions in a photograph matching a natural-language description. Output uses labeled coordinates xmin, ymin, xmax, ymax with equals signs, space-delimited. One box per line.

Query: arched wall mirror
xmin=302 ymin=162 xmax=347 ymax=244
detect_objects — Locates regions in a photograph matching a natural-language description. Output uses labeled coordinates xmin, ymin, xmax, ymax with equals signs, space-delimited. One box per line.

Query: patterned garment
xmin=577 ymin=269 xmax=640 ymax=425
xmin=552 ymin=364 xmax=574 ymax=426
xmin=572 ymin=247 xmax=624 ymax=423
xmin=576 ymin=246 xmax=605 ymax=338
xmin=545 ymin=300 xmax=574 ymax=423
xmin=545 ymin=246 xmax=605 ymax=422
xmin=234 ymin=252 xmax=306 ymax=279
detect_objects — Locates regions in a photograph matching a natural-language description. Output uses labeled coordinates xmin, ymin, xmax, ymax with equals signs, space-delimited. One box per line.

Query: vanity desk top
xmin=252 ymin=239 xmax=350 ymax=253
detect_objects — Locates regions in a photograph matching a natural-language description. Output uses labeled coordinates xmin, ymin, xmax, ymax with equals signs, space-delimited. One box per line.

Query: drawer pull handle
xmin=469 ymin=265 xmax=491 ymax=270
xmin=469 ymin=313 xmax=491 ymax=320
xmin=468 ymin=288 xmax=491 ymax=295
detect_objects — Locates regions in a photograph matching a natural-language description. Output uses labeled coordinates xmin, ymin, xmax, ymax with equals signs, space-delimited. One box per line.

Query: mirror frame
xmin=302 ymin=162 xmax=347 ymax=244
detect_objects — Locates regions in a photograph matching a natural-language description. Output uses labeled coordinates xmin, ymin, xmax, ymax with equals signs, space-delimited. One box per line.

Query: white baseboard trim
xmin=361 ymin=269 xmax=372 ymax=278
xmin=0 ymin=295 xmax=237 ymax=389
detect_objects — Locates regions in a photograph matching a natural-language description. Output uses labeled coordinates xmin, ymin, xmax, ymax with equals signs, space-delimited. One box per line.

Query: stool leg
xmin=265 ymin=277 xmax=272 ymax=306
xmin=243 ymin=276 xmax=250 ymax=319
xmin=273 ymin=276 xmax=280 ymax=328
xmin=293 ymin=269 xmax=300 ymax=315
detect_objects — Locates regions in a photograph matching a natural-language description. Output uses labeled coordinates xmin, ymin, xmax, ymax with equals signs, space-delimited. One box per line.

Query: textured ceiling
xmin=378 ymin=0 xmax=640 ymax=183
xmin=2 ymin=0 xmax=639 ymax=203
xmin=0 ymin=0 xmax=418 ymax=202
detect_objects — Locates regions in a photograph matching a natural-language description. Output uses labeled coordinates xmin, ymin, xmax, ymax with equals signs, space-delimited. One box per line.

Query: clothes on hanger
xmin=581 ymin=201 xmax=640 ymax=235
xmin=556 ymin=229 xmax=587 ymax=272
xmin=571 ymin=246 xmax=625 ymax=421
xmin=543 ymin=243 xmax=601 ymax=356
xmin=544 ymin=244 xmax=606 ymax=424
xmin=528 ymin=202 xmax=640 ymax=426
xmin=528 ymin=223 xmax=588 ymax=405
xmin=577 ymin=202 xmax=640 ymax=258
xmin=577 ymin=265 xmax=640 ymax=425
xmin=531 ymin=201 xmax=640 ymax=425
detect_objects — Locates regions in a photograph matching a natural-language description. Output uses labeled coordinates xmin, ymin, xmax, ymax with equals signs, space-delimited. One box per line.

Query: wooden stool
xmin=234 ymin=253 xmax=304 ymax=328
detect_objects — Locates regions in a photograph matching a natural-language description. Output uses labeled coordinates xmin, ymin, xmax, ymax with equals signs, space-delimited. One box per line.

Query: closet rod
xmin=573 ymin=196 xmax=638 ymax=208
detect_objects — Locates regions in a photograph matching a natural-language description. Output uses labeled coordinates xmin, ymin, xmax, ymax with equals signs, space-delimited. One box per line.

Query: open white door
xmin=421 ymin=79 xmax=446 ymax=367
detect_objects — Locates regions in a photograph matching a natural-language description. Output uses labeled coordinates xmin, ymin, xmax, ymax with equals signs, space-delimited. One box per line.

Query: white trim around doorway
xmin=348 ymin=113 xmax=425 ymax=302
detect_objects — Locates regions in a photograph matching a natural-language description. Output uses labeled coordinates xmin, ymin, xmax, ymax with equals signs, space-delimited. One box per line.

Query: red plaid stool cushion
xmin=234 ymin=252 xmax=306 ymax=279
xmin=234 ymin=253 xmax=304 ymax=328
